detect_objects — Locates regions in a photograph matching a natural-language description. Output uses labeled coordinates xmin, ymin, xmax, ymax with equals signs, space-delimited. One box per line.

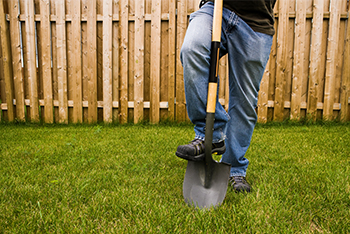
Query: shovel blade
xmin=183 ymin=160 xmax=231 ymax=209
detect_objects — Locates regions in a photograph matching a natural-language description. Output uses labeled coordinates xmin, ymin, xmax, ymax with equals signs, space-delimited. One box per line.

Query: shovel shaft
xmin=204 ymin=0 xmax=223 ymax=188
xmin=204 ymin=112 xmax=215 ymax=188
xmin=212 ymin=0 xmax=223 ymax=42
xmin=206 ymin=42 xmax=220 ymax=113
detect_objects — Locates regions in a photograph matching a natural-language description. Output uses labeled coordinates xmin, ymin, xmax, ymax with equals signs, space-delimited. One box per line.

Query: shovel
xmin=183 ymin=0 xmax=231 ymax=209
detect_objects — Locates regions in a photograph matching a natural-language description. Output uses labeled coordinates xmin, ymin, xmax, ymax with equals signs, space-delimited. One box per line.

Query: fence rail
xmin=0 ymin=0 xmax=349 ymax=123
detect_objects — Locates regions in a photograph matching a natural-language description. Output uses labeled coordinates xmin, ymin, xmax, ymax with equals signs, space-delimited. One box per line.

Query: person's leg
xmin=220 ymin=12 xmax=273 ymax=179
xmin=176 ymin=3 xmax=230 ymax=161
xmin=180 ymin=2 xmax=229 ymax=144
xmin=177 ymin=2 xmax=273 ymax=183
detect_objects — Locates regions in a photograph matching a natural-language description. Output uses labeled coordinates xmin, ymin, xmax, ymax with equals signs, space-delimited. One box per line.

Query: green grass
xmin=0 ymin=122 xmax=349 ymax=233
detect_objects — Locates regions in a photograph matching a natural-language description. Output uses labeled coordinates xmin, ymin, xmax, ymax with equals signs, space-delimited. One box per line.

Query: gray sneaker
xmin=229 ymin=176 xmax=251 ymax=193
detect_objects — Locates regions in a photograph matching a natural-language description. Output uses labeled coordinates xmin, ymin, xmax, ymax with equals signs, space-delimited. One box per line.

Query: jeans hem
xmin=230 ymin=174 xmax=246 ymax=177
xmin=195 ymin=135 xmax=226 ymax=143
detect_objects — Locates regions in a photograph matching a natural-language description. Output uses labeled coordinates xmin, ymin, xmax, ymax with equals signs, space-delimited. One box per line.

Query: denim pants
xmin=180 ymin=2 xmax=273 ymax=177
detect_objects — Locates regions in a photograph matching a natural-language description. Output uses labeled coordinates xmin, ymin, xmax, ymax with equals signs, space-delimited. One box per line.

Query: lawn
xmin=0 ymin=121 xmax=349 ymax=233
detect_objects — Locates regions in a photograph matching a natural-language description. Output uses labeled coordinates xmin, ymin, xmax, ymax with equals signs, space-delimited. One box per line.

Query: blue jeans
xmin=180 ymin=2 xmax=273 ymax=177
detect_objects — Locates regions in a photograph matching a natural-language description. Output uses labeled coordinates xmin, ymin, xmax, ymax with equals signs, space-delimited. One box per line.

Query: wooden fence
xmin=0 ymin=0 xmax=349 ymax=124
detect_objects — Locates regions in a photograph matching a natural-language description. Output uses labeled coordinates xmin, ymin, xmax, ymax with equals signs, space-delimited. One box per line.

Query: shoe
xmin=229 ymin=176 xmax=251 ymax=193
xmin=175 ymin=138 xmax=226 ymax=161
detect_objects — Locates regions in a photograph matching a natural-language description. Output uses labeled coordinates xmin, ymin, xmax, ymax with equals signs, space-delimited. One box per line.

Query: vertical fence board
xmin=119 ymin=0 xmax=128 ymax=123
xmin=224 ymin=57 xmax=229 ymax=112
xmin=274 ymin=0 xmax=289 ymax=121
xmin=127 ymin=1 xmax=134 ymax=121
xmin=25 ymin=0 xmax=39 ymax=121
xmin=150 ymin=0 xmax=161 ymax=123
xmin=258 ymin=59 xmax=270 ymax=123
xmin=87 ymin=0 xmax=97 ymax=123
xmin=81 ymin=0 xmax=88 ymax=121
xmin=51 ymin=4 xmax=59 ymax=122
xmin=340 ymin=3 xmax=350 ymax=121
xmin=301 ymin=0 xmax=313 ymax=117
xmin=323 ymin=0 xmax=341 ymax=119
xmin=160 ymin=4 xmax=169 ymax=121
xmin=144 ymin=1 xmax=151 ymax=120
xmin=112 ymin=5 xmax=119 ymax=121
xmin=128 ymin=16 xmax=134 ymax=122
xmin=0 ymin=0 xmax=15 ymax=121
xmin=71 ymin=0 xmax=82 ymax=123
xmin=102 ymin=0 xmax=113 ymax=123
xmin=219 ymin=56 xmax=227 ymax=109
xmin=97 ymin=0 xmax=103 ymax=121
xmin=134 ymin=0 xmax=145 ymax=123
xmin=35 ymin=0 xmax=43 ymax=111
xmin=40 ymin=0 xmax=53 ymax=123
xmin=167 ymin=0 xmax=176 ymax=121
xmin=56 ymin=0 xmax=68 ymax=123
xmin=175 ymin=0 xmax=187 ymax=121
xmin=9 ymin=0 xmax=26 ymax=121
xmin=307 ymin=0 xmax=324 ymax=120
xmin=285 ymin=0 xmax=295 ymax=119
xmin=335 ymin=1 xmax=348 ymax=107
xmin=67 ymin=1 xmax=73 ymax=121
xmin=144 ymin=41 xmax=150 ymax=118
xmin=268 ymin=19 xmax=278 ymax=121
xmin=291 ymin=0 xmax=306 ymax=119
xmin=317 ymin=6 xmax=329 ymax=119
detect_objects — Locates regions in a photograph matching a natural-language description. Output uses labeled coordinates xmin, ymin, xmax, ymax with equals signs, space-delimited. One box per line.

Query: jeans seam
xmin=226 ymin=12 xmax=239 ymax=33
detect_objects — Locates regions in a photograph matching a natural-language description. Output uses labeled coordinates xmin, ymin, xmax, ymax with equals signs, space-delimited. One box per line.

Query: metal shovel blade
xmin=183 ymin=160 xmax=231 ymax=209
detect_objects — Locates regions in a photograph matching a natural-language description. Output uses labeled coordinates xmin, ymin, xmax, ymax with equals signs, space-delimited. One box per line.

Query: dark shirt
xmin=207 ymin=0 xmax=277 ymax=35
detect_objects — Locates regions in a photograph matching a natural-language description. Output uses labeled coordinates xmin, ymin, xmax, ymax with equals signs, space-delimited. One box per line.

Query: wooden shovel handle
xmin=204 ymin=0 xmax=223 ymax=188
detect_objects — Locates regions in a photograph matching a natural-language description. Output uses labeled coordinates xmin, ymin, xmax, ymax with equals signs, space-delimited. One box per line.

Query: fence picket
xmin=291 ymin=0 xmax=306 ymax=120
xmin=71 ymin=0 xmax=82 ymax=123
xmin=258 ymin=59 xmax=270 ymax=123
xmin=176 ymin=0 xmax=187 ymax=122
xmin=340 ymin=3 xmax=350 ymax=121
xmin=224 ymin=57 xmax=229 ymax=112
xmin=307 ymin=0 xmax=324 ymax=120
xmin=103 ymin=0 xmax=113 ymax=123
xmin=0 ymin=0 xmax=15 ymax=121
xmin=56 ymin=0 xmax=68 ymax=123
xmin=150 ymin=0 xmax=161 ymax=123
xmin=274 ymin=0 xmax=289 ymax=121
xmin=112 ymin=6 xmax=119 ymax=122
xmin=323 ymin=0 xmax=341 ymax=119
xmin=25 ymin=0 xmax=39 ymax=121
xmin=119 ymin=0 xmax=128 ymax=124
xmin=168 ymin=0 xmax=176 ymax=121
xmin=40 ymin=0 xmax=54 ymax=123
xmin=87 ymin=0 xmax=97 ymax=123
xmin=217 ymin=56 xmax=226 ymax=112
xmin=134 ymin=0 xmax=145 ymax=123
xmin=9 ymin=0 xmax=26 ymax=121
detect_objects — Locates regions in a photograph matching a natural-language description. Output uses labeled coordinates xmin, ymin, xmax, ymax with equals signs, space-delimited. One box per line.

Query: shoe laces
xmin=190 ymin=138 xmax=204 ymax=145
xmin=189 ymin=139 xmax=205 ymax=155
xmin=230 ymin=176 xmax=245 ymax=184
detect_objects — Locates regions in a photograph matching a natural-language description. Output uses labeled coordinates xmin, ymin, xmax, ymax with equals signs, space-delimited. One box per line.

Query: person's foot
xmin=229 ymin=176 xmax=251 ymax=193
xmin=175 ymin=138 xmax=226 ymax=161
